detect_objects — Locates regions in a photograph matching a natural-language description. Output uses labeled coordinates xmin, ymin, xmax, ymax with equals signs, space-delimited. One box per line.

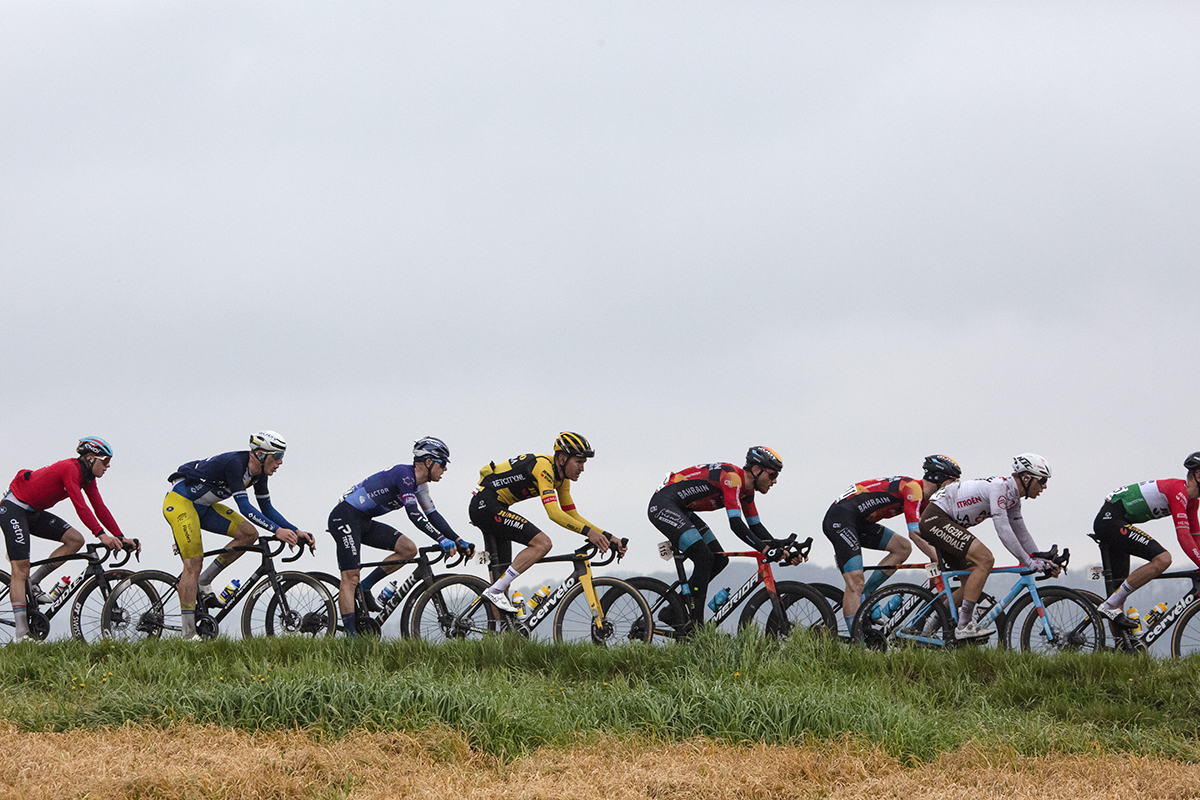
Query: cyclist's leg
xmin=196 ymin=503 xmax=257 ymax=593
xmin=3 ymin=504 xmax=73 ymax=639
xmin=1094 ymin=506 xmax=1169 ymax=616
xmin=919 ymin=505 xmax=989 ymax=631
xmin=866 ymin=524 xmax=910 ymax=594
xmin=357 ymin=519 xmax=413 ymax=616
xmin=648 ymin=498 xmax=712 ymax=625
xmin=469 ymin=495 xmax=545 ymax=604
xmin=27 ymin=522 xmax=84 ymax=593
xmin=823 ymin=504 xmax=865 ymax=630
xmin=329 ymin=502 xmax=369 ymax=632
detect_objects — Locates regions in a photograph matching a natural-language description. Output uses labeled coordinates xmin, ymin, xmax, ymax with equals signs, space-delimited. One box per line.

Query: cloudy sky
xmin=4 ymin=3 xmax=1199 ymax=600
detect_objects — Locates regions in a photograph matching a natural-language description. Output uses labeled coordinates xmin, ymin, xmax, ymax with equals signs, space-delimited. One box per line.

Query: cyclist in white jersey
xmin=918 ymin=454 xmax=1060 ymax=639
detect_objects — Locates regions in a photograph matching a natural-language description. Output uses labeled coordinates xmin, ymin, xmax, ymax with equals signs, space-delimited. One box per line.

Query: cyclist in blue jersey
xmin=328 ymin=437 xmax=474 ymax=636
xmin=163 ymin=431 xmax=314 ymax=639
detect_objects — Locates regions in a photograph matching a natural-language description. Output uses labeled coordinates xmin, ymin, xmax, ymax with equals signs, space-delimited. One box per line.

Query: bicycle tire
xmin=555 ymin=576 xmax=653 ymax=646
xmin=812 ymin=582 xmax=847 ymax=638
xmin=410 ymin=574 xmax=496 ymax=642
xmin=101 ymin=570 xmax=180 ymax=641
xmin=1170 ymin=600 xmax=1200 ymax=657
xmin=70 ymin=569 xmax=133 ymax=643
xmin=243 ymin=572 xmax=336 ymax=638
xmin=1019 ymin=586 xmax=1105 ymax=654
xmin=738 ymin=580 xmax=837 ymax=638
xmin=0 ymin=571 xmax=12 ymax=644
xmin=623 ymin=576 xmax=689 ymax=643
xmin=851 ymin=583 xmax=953 ymax=650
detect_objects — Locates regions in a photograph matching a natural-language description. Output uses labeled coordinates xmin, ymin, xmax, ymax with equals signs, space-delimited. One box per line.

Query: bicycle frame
xmin=353 ymin=545 xmax=461 ymax=624
xmin=2 ymin=543 xmax=133 ymax=638
xmin=494 ymin=544 xmax=621 ymax=634
xmin=193 ymin=537 xmax=307 ymax=629
xmin=1088 ymin=534 xmax=1200 ymax=649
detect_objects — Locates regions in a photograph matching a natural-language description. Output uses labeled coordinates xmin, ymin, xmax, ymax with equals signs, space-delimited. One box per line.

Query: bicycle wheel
xmin=1170 ymin=601 xmax=1200 ymax=657
xmin=812 ymin=582 xmax=847 ymax=638
xmin=410 ymin=574 xmax=496 ymax=642
xmin=70 ymin=569 xmax=133 ymax=642
xmin=1020 ymin=587 xmax=1105 ymax=654
xmin=555 ymin=576 xmax=653 ymax=646
xmin=242 ymin=572 xmax=336 ymax=638
xmin=623 ymin=576 xmax=688 ymax=643
xmin=101 ymin=570 xmax=181 ymax=641
xmin=738 ymin=581 xmax=837 ymax=638
xmin=851 ymin=583 xmax=952 ymax=651
xmin=0 ymin=571 xmax=12 ymax=644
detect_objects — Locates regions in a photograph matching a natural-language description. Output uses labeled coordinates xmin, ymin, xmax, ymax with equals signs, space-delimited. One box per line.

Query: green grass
xmin=3 ymin=630 xmax=1200 ymax=762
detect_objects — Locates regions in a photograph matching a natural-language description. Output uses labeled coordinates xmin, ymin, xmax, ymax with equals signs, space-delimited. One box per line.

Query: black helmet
xmin=922 ymin=454 xmax=961 ymax=483
xmin=1185 ymin=452 xmax=1200 ymax=472
xmin=554 ymin=432 xmax=594 ymax=458
xmin=746 ymin=446 xmax=783 ymax=472
xmin=413 ymin=436 xmax=450 ymax=464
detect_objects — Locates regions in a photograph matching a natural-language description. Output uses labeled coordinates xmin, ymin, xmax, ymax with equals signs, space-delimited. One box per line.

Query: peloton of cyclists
xmin=917 ymin=454 xmax=1061 ymax=640
xmin=823 ymin=455 xmax=961 ymax=635
xmin=470 ymin=432 xmax=624 ymax=614
xmin=1090 ymin=452 xmax=1200 ymax=629
xmin=647 ymin=446 xmax=788 ymax=632
xmin=163 ymin=431 xmax=315 ymax=640
xmin=1 ymin=437 xmax=138 ymax=641
xmin=327 ymin=436 xmax=474 ymax=636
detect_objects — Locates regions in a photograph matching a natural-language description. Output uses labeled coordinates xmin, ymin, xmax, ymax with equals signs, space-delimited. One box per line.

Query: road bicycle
xmin=410 ymin=537 xmax=652 ymax=646
xmin=1086 ymin=532 xmax=1200 ymax=656
xmin=100 ymin=536 xmax=335 ymax=640
xmin=307 ymin=544 xmax=470 ymax=637
xmin=0 ymin=541 xmax=138 ymax=642
xmin=851 ymin=546 xmax=1104 ymax=653
xmin=626 ymin=535 xmax=836 ymax=642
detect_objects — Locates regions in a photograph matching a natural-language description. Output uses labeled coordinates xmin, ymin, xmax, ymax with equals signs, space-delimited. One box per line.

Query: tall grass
xmin=2 ymin=629 xmax=1199 ymax=762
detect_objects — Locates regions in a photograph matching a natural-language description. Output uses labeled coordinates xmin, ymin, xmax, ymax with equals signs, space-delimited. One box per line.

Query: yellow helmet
xmin=554 ymin=432 xmax=594 ymax=458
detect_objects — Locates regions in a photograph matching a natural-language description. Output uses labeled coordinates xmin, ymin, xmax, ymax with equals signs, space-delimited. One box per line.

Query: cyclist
xmin=917 ymin=453 xmax=1060 ymax=640
xmin=470 ymin=432 xmax=623 ymax=613
xmin=824 ymin=455 xmax=961 ymax=634
xmin=164 ymin=431 xmax=314 ymax=639
xmin=328 ymin=436 xmax=474 ymax=636
xmin=647 ymin=446 xmax=787 ymax=630
xmin=1 ymin=437 xmax=137 ymax=641
xmin=1090 ymin=452 xmax=1200 ymax=629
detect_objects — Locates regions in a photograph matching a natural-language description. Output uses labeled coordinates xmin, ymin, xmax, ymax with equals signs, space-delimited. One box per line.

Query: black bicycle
xmin=626 ymin=535 xmax=836 ymax=642
xmin=100 ymin=536 xmax=335 ymax=640
xmin=0 ymin=540 xmax=137 ymax=642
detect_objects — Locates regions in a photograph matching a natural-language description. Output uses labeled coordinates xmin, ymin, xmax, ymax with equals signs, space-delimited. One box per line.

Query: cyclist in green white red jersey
xmin=823 ymin=455 xmax=961 ymax=634
xmin=1091 ymin=452 xmax=1200 ymax=628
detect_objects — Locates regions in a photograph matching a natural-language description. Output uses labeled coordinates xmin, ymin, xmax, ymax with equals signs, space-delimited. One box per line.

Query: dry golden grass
xmin=3 ymin=723 xmax=1200 ymax=800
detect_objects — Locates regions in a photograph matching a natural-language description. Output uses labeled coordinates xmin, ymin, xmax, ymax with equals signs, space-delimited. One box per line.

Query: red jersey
xmin=661 ymin=463 xmax=760 ymax=520
xmin=9 ymin=458 xmax=124 ymax=538
xmin=833 ymin=476 xmax=927 ymax=528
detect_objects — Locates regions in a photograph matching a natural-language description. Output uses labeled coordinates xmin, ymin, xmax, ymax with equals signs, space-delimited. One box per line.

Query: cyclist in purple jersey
xmin=328 ymin=437 xmax=474 ymax=635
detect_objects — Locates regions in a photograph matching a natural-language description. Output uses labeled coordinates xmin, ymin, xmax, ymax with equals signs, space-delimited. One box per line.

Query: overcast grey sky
xmin=3 ymin=3 xmax=1199 ymax=599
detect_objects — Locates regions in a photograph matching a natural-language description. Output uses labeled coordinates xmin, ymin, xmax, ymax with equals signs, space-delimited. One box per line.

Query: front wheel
xmin=1170 ymin=600 xmax=1200 ymax=657
xmin=101 ymin=570 xmax=181 ymax=640
xmin=556 ymin=576 xmax=653 ymax=646
xmin=410 ymin=574 xmax=496 ymax=642
xmin=1020 ymin=587 xmax=1105 ymax=654
xmin=738 ymin=581 xmax=837 ymax=638
xmin=851 ymin=583 xmax=952 ymax=651
xmin=242 ymin=572 xmax=336 ymax=638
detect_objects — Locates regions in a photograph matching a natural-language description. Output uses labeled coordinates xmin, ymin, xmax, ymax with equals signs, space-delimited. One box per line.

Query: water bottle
xmin=531 ymin=586 xmax=552 ymax=609
xmin=48 ymin=575 xmax=72 ymax=599
xmin=218 ymin=579 xmax=241 ymax=605
xmin=1144 ymin=602 xmax=1169 ymax=627
xmin=511 ymin=591 xmax=526 ymax=617
xmin=377 ymin=581 xmax=397 ymax=609
xmin=1126 ymin=608 xmax=1142 ymax=634
xmin=707 ymin=587 xmax=731 ymax=612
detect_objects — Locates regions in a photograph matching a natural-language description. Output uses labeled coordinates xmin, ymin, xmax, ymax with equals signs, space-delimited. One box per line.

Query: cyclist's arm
xmin=901 ymin=478 xmax=924 ymax=538
xmin=82 ymin=480 xmax=126 ymax=539
xmin=403 ymin=494 xmax=449 ymax=542
xmin=1170 ymin=491 xmax=1200 ymax=569
xmin=230 ymin=489 xmax=281 ymax=532
xmin=990 ymin=489 xmax=1037 ymax=566
xmin=254 ymin=483 xmax=297 ymax=532
xmin=61 ymin=461 xmax=108 ymax=536
xmin=541 ymin=474 xmax=605 ymax=536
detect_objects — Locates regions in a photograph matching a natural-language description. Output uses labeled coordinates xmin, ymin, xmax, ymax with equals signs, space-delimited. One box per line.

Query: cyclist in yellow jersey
xmin=469 ymin=432 xmax=625 ymax=612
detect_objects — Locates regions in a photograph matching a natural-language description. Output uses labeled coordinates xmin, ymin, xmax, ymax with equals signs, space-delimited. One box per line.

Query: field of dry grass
xmin=5 ymin=722 xmax=1200 ymax=800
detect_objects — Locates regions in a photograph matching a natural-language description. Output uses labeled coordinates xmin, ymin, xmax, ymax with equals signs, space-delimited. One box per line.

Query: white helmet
xmin=1012 ymin=453 xmax=1050 ymax=479
xmin=249 ymin=430 xmax=287 ymax=454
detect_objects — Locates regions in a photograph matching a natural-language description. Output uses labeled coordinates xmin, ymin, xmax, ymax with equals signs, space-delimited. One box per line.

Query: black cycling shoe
xmin=1098 ymin=605 xmax=1139 ymax=630
xmin=361 ymin=590 xmax=381 ymax=614
xmin=657 ymin=604 xmax=686 ymax=628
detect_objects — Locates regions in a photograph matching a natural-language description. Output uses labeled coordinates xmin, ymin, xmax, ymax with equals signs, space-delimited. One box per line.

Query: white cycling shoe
xmin=482 ymin=588 xmax=519 ymax=614
xmin=954 ymin=621 xmax=996 ymax=640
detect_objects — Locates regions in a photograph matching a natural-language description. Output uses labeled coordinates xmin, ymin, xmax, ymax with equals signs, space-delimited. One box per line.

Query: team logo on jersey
xmin=997 ymin=494 xmax=1010 ymax=509
xmin=166 ymin=506 xmax=174 ymax=512
xmin=403 ymin=476 xmax=414 ymax=486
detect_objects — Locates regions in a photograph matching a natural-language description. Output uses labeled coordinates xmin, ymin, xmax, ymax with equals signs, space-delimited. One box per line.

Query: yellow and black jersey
xmin=476 ymin=453 xmax=604 ymax=536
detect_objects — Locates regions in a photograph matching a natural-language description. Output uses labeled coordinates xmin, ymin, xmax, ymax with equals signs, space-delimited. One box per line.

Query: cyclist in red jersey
xmin=822 ymin=455 xmax=961 ymax=634
xmin=647 ymin=446 xmax=785 ymax=630
xmin=0 ymin=438 xmax=138 ymax=641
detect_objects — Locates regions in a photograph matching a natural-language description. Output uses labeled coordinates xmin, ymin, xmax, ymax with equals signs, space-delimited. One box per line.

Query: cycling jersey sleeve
xmin=989 ymin=482 xmax=1036 ymax=566
xmin=901 ymin=478 xmax=924 ymax=535
xmin=1169 ymin=489 xmax=1200 ymax=569
xmin=253 ymin=480 xmax=296 ymax=531
xmin=82 ymin=480 xmax=125 ymax=538
xmin=60 ymin=462 xmax=106 ymax=536
xmin=231 ymin=490 xmax=280 ymax=532
xmin=403 ymin=496 xmax=446 ymax=541
xmin=537 ymin=466 xmax=603 ymax=536
xmin=414 ymin=484 xmax=458 ymax=540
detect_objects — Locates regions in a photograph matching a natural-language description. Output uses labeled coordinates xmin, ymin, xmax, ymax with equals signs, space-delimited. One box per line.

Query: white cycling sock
xmin=490 ymin=567 xmax=520 ymax=594
xmin=1102 ymin=580 xmax=1135 ymax=610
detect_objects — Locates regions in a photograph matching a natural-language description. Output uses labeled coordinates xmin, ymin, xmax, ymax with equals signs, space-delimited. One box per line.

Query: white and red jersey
xmin=929 ymin=477 xmax=1038 ymax=566
xmin=1105 ymin=478 xmax=1200 ymax=568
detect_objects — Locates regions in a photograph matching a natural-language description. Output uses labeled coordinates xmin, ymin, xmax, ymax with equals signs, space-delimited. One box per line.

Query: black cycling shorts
xmin=327 ymin=501 xmax=405 ymax=572
xmin=1093 ymin=502 xmax=1167 ymax=584
xmin=918 ymin=504 xmax=975 ymax=571
xmin=0 ymin=497 xmax=72 ymax=562
xmin=822 ymin=502 xmax=893 ymax=572
xmin=468 ymin=492 xmax=541 ymax=572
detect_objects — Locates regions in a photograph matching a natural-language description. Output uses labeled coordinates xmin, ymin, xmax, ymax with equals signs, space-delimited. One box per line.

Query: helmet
xmin=746 ymin=446 xmax=783 ymax=472
xmin=77 ymin=437 xmax=113 ymax=459
xmin=413 ymin=436 xmax=450 ymax=464
xmin=922 ymin=454 xmax=961 ymax=483
xmin=554 ymin=432 xmax=594 ymax=458
xmin=249 ymin=430 xmax=287 ymax=454
xmin=1185 ymin=452 xmax=1200 ymax=472
xmin=1012 ymin=453 xmax=1051 ymax=479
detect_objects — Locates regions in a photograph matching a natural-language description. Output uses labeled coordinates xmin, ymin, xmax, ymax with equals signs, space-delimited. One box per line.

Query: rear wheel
xmin=812 ymin=582 xmax=847 ymax=639
xmin=410 ymin=574 xmax=496 ymax=642
xmin=70 ymin=569 xmax=134 ymax=642
xmin=101 ymin=570 xmax=181 ymax=640
xmin=623 ymin=576 xmax=689 ymax=643
xmin=851 ymin=583 xmax=952 ymax=651
xmin=738 ymin=581 xmax=837 ymax=638
xmin=1020 ymin=587 xmax=1105 ymax=654
xmin=0 ymin=572 xmax=13 ymax=644
xmin=556 ymin=577 xmax=653 ymax=646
